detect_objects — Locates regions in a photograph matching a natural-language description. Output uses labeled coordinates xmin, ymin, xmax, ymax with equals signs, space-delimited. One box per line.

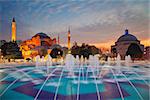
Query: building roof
xmin=117 ymin=29 xmax=138 ymax=42
xmin=32 ymin=32 xmax=50 ymax=39
xmin=49 ymin=44 xmax=62 ymax=50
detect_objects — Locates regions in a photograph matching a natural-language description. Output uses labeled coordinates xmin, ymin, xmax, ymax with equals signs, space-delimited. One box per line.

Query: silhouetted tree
xmin=71 ymin=42 xmax=80 ymax=57
xmin=88 ymin=46 xmax=100 ymax=55
xmin=126 ymin=43 xmax=143 ymax=61
xmin=1 ymin=42 xmax=22 ymax=62
xmin=39 ymin=47 xmax=48 ymax=57
xmin=79 ymin=48 xmax=92 ymax=58
xmin=26 ymin=58 xmax=31 ymax=62
xmin=50 ymin=48 xmax=63 ymax=58
xmin=111 ymin=48 xmax=117 ymax=58
xmin=71 ymin=43 xmax=101 ymax=58
xmin=0 ymin=40 xmax=6 ymax=48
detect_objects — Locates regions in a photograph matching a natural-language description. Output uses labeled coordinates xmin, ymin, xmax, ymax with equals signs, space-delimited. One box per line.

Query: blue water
xmin=0 ymin=65 xmax=149 ymax=100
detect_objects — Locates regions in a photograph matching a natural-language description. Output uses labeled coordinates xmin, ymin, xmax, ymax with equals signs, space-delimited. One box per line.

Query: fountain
xmin=94 ymin=55 xmax=99 ymax=67
xmin=46 ymin=55 xmax=52 ymax=66
xmin=35 ymin=55 xmax=47 ymax=75
xmin=35 ymin=55 xmax=40 ymax=67
xmin=80 ymin=55 xmax=84 ymax=66
xmin=93 ymin=55 xmax=100 ymax=76
xmin=60 ymin=57 xmax=64 ymax=66
xmin=46 ymin=55 xmax=52 ymax=74
xmin=35 ymin=55 xmax=45 ymax=67
xmin=1 ymin=52 xmax=149 ymax=100
xmin=65 ymin=54 xmax=75 ymax=68
xmin=125 ymin=55 xmax=131 ymax=67
xmin=79 ymin=56 xmax=86 ymax=83
xmin=107 ymin=57 xmax=111 ymax=66
xmin=41 ymin=56 xmax=45 ymax=66
xmin=128 ymin=55 xmax=131 ymax=62
xmin=88 ymin=55 xmax=97 ymax=79
xmin=65 ymin=54 xmax=76 ymax=77
xmin=75 ymin=55 xmax=80 ymax=66
xmin=115 ymin=54 xmax=124 ymax=75
xmin=84 ymin=57 xmax=88 ymax=66
xmin=116 ymin=54 xmax=121 ymax=66
xmin=89 ymin=55 xmax=94 ymax=66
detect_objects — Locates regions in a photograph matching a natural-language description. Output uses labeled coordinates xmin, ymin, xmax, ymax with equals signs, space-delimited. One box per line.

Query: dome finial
xmin=12 ymin=17 xmax=15 ymax=22
xmin=125 ymin=29 xmax=128 ymax=35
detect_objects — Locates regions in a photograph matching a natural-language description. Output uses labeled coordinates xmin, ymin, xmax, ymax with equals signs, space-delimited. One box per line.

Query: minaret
xmin=68 ymin=27 xmax=71 ymax=49
xmin=11 ymin=18 xmax=16 ymax=42
xmin=58 ymin=34 xmax=60 ymax=44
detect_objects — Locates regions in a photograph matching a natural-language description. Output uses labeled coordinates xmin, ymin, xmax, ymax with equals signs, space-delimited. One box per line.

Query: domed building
xmin=111 ymin=29 xmax=144 ymax=60
xmin=20 ymin=32 xmax=57 ymax=59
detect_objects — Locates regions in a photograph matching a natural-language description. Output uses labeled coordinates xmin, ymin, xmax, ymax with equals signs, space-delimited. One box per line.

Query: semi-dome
xmin=33 ymin=32 xmax=50 ymax=39
xmin=117 ymin=29 xmax=138 ymax=42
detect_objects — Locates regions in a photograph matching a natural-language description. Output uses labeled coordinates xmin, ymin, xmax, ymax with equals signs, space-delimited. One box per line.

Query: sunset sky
xmin=0 ymin=0 xmax=149 ymax=49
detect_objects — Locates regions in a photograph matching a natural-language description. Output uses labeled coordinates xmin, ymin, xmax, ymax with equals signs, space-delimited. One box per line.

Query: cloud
xmin=0 ymin=0 xmax=149 ymax=48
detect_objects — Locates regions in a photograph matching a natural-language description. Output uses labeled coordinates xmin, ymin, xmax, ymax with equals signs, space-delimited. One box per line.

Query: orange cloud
xmin=141 ymin=39 xmax=150 ymax=47
xmin=61 ymin=39 xmax=149 ymax=53
xmin=91 ymin=41 xmax=114 ymax=49
xmin=92 ymin=39 xmax=150 ymax=50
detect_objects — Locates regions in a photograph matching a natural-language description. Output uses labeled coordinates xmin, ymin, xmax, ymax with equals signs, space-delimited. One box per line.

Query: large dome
xmin=117 ymin=30 xmax=138 ymax=42
xmin=33 ymin=32 xmax=50 ymax=39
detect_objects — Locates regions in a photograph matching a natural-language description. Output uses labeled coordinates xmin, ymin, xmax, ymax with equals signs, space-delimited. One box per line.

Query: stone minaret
xmin=68 ymin=27 xmax=71 ymax=49
xmin=11 ymin=18 xmax=16 ymax=42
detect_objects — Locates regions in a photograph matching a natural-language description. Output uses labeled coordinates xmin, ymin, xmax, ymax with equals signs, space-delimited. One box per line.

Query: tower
xmin=11 ymin=18 xmax=16 ymax=42
xmin=68 ymin=27 xmax=71 ymax=49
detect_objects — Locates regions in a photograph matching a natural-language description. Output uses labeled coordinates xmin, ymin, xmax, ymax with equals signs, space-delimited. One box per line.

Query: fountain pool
xmin=0 ymin=65 xmax=149 ymax=100
xmin=0 ymin=55 xmax=149 ymax=100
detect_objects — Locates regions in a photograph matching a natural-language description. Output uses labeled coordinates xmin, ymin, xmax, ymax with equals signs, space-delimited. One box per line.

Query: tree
xmin=26 ymin=58 xmax=31 ymax=62
xmin=71 ymin=42 xmax=80 ymax=57
xmin=0 ymin=40 xmax=6 ymax=48
xmin=71 ymin=43 xmax=101 ymax=58
xmin=1 ymin=42 xmax=22 ymax=62
xmin=39 ymin=47 xmax=48 ymax=57
xmin=50 ymin=48 xmax=63 ymax=58
xmin=79 ymin=48 xmax=92 ymax=58
xmin=88 ymin=46 xmax=100 ymax=55
xmin=126 ymin=43 xmax=143 ymax=61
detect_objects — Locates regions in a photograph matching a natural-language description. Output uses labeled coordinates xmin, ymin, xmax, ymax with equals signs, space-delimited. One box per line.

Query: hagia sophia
xmin=0 ymin=18 xmax=149 ymax=60
xmin=9 ymin=18 xmax=71 ymax=59
xmin=20 ymin=33 xmax=56 ymax=59
xmin=12 ymin=18 xmax=70 ymax=59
